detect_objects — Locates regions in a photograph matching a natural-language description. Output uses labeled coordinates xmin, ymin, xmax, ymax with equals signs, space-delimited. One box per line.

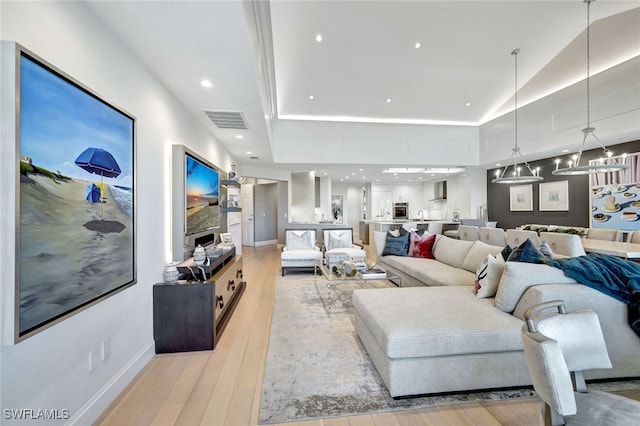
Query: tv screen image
xmin=185 ymin=153 xmax=220 ymax=235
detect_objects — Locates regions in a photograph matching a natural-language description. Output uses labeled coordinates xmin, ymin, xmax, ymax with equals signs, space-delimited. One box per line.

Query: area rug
xmin=258 ymin=274 xmax=640 ymax=424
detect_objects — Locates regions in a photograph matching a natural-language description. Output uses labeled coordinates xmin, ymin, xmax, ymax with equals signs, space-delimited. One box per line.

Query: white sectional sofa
xmin=354 ymin=233 xmax=640 ymax=397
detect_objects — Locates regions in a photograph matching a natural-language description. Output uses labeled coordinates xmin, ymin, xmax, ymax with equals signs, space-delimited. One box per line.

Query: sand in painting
xmin=19 ymin=173 xmax=133 ymax=333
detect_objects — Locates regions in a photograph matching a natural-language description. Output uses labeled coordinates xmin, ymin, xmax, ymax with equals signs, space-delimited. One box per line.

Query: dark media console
xmin=152 ymin=248 xmax=245 ymax=353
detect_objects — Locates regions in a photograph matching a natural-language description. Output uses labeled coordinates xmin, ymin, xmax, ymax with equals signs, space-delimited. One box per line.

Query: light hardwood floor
xmin=96 ymin=244 xmax=639 ymax=425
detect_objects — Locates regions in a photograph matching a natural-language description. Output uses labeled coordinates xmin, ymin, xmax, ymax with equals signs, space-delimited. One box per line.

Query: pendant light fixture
xmin=552 ymin=0 xmax=629 ymax=176
xmin=492 ymin=49 xmax=543 ymax=184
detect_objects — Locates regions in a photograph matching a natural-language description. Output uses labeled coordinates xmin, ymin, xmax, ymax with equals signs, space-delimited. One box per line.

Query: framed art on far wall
xmin=509 ymin=184 xmax=533 ymax=211
xmin=539 ymin=180 xmax=569 ymax=211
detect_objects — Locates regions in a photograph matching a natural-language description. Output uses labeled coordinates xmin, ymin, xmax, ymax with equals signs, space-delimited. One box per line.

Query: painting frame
xmin=331 ymin=195 xmax=344 ymax=224
xmin=509 ymin=184 xmax=533 ymax=211
xmin=539 ymin=180 xmax=569 ymax=211
xmin=12 ymin=44 xmax=137 ymax=342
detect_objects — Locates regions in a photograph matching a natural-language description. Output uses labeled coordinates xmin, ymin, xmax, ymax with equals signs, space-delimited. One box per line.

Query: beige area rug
xmin=258 ymin=273 xmax=640 ymax=424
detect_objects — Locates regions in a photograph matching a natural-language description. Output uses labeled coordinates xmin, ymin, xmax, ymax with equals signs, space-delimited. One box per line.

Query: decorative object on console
xmin=163 ymin=262 xmax=181 ymax=282
xmin=552 ymin=0 xmax=629 ymax=176
xmin=492 ymin=48 xmax=543 ymax=184
xmin=193 ymin=244 xmax=207 ymax=265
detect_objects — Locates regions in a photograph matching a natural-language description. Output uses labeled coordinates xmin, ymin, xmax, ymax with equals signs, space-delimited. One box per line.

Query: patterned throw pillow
xmin=501 ymin=244 xmax=513 ymax=261
xmin=408 ymin=231 xmax=436 ymax=259
xmin=382 ymin=227 xmax=409 ymax=256
xmin=507 ymin=238 xmax=549 ymax=264
xmin=474 ymin=255 xmax=505 ymax=298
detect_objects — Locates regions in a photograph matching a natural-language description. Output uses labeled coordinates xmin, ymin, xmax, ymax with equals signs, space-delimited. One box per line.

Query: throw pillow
xmin=287 ymin=230 xmax=312 ymax=250
xmin=495 ymin=262 xmax=578 ymax=312
xmin=408 ymin=229 xmax=429 ymax=254
xmin=382 ymin=227 xmax=409 ymax=256
xmin=538 ymin=240 xmax=554 ymax=259
xmin=327 ymin=230 xmax=351 ymax=250
xmin=408 ymin=232 xmax=436 ymax=258
xmin=462 ymin=240 xmax=503 ymax=272
xmin=475 ymin=255 xmax=505 ymax=298
xmin=501 ymin=245 xmax=513 ymax=261
xmin=506 ymin=238 xmax=548 ymax=264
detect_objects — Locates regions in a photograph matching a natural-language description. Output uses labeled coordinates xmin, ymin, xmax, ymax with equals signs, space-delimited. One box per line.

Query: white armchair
xmin=521 ymin=301 xmax=640 ymax=426
xmin=281 ymin=229 xmax=323 ymax=276
xmin=323 ymin=228 xmax=366 ymax=262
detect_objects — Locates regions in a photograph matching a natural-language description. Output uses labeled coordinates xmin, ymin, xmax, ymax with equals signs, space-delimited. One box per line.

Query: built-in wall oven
xmin=393 ymin=202 xmax=409 ymax=220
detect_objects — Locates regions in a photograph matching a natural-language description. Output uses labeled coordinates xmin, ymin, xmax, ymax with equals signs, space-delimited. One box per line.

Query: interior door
xmin=241 ymin=183 xmax=254 ymax=246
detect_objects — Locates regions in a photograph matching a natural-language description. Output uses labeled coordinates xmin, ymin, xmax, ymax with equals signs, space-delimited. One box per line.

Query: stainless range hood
xmin=430 ymin=181 xmax=447 ymax=201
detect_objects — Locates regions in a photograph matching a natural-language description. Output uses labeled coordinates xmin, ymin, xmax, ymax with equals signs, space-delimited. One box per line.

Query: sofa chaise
xmin=354 ymin=232 xmax=640 ymax=397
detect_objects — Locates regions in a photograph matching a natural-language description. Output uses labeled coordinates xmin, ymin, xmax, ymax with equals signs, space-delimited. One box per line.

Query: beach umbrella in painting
xmin=75 ymin=147 xmax=121 ymax=218
xmin=85 ymin=183 xmax=101 ymax=203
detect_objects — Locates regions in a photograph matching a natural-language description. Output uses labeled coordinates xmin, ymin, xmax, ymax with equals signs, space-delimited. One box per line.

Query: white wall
xmin=0 ymin=2 xmax=233 ymax=424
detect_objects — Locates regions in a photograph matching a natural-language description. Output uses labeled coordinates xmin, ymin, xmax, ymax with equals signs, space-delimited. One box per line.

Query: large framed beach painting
xmin=590 ymin=152 xmax=640 ymax=231
xmin=17 ymin=48 xmax=136 ymax=340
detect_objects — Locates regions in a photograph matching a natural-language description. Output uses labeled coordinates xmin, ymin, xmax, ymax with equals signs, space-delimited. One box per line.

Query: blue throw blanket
xmin=548 ymin=253 xmax=640 ymax=337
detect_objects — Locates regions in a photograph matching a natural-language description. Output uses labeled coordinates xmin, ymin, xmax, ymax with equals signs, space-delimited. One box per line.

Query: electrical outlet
xmin=100 ymin=338 xmax=111 ymax=361
xmin=89 ymin=349 xmax=99 ymax=372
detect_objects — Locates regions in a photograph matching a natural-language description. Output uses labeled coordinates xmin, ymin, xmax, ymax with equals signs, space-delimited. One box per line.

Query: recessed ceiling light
xmin=359 ymin=168 xmax=364 ymax=172
xmin=200 ymin=79 xmax=213 ymax=88
xmin=345 ymin=176 xmax=350 ymax=179
xmin=323 ymin=172 xmax=327 ymax=175
xmin=418 ymin=177 xmax=423 ymax=180
xmin=246 ymin=151 xmax=252 ymax=155
xmin=562 ymin=149 xmax=569 ymax=153
xmin=495 ymin=163 xmax=502 ymax=167
xmin=386 ymin=98 xmax=392 ymax=103
xmin=415 ymin=42 xmax=421 ymax=49
xmin=235 ymin=135 xmax=243 ymax=139
xmin=465 ymin=102 xmax=471 ymax=107
xmin=309 ymin=95 xmax=314 ymax=100
xmin=351 ymin=172 xmax=356 ymax=175
xmin=315 ymin=34 xmax=322 ymax=42
xmin=362 ymin=176 xmax=366 ymax=179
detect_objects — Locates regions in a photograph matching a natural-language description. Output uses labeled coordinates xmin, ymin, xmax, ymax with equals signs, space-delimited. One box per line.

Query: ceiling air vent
xmin=203 ymin=110 xmax=248 ymax=129
xmin=249 ymin=156 xmax=259 ymax=160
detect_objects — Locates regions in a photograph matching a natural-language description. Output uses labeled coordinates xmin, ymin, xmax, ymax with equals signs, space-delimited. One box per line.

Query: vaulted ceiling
xmin=86 ymin=0 xmax=640 ymax=183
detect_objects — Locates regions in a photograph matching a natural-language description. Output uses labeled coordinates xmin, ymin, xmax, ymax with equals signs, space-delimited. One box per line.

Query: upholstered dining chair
xmin=457 ymin=225 xmax=480 ymax=241
xmin=479 ymin=227 xmax=506 ymax=246
xmin=628 ymin=231 xmax=640 ymax=244
xmin=521 ymin=300 xmax=640 ymax=426
xmin=506 ymin=229 xmax=539 ymax=247
xmin=585 ymin=228 xmax=623 ymax=242
xmin=323 ymin=228 xmax=366 ymax=262
xmin=539 ymin=232 xmax=586 ymax=257
xmin=280 ymin=229 xmax=323 ymax=276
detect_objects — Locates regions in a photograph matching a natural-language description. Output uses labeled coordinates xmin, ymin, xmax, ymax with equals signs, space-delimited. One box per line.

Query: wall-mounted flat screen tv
xmin=185 ymin=153 xmax=220 ymax=235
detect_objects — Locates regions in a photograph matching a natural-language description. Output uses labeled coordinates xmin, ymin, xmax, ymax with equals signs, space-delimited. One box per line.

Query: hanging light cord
xmin=495 ymin=48 xmax=539 ymax=181
xmin=572 ymin=0 xmax=615 ymax=168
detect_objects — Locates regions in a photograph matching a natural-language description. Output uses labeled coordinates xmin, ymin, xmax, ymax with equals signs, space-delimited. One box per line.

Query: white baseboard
xmin=254 ymin=239 xmax=277 ymax=247
xmin=68 ymin=341 xmax=155 ymax=425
